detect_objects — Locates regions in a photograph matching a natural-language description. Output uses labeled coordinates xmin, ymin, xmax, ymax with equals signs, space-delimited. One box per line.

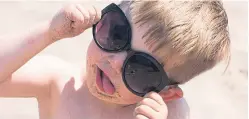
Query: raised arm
xmin=0 ymin=4 xmax=100 ymax=98
xmin=0 ymin=4 xmax=100 ymax=82
xmin=0 ymin=22 xmax=53 ymax=82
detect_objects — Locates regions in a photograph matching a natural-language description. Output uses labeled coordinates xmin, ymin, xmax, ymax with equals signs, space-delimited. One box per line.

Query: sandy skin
xmin=0 ymin=3 xmax=189 ymax=119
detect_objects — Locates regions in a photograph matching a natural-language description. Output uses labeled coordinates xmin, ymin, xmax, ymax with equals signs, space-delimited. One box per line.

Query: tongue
xmin=102 ymin=73 xmax=115 ymax=95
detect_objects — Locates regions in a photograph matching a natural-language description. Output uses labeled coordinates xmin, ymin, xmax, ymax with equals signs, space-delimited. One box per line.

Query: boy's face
xmin=85 ymin=4 xmax=167 ymax=105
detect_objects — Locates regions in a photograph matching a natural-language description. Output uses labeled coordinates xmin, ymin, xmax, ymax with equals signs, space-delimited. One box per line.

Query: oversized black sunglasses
xmin=92 ymin=3 xmax=178 ymax=97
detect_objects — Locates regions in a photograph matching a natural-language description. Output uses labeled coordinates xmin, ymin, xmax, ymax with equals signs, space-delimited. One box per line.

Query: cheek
xmin=86 ymin=40 xmax=105 ymax=63
xmin=86 ymin=41 xmax=102 ymax=77
xmin=118 ymin=84 xmax=142 ymax=104
xmin=122 ymin=94 xmax=142 ymax=104
xmin=87 ymin=40 xmax=99 ymax=58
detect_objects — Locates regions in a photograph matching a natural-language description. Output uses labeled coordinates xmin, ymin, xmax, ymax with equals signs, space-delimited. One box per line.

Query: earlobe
xmin=159 ymin=86 xmax=183 ymax=102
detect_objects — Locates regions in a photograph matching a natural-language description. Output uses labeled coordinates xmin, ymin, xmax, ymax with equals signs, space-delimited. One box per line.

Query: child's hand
xmin=134 ymin=92 xmax=168 ymax=119
xmin=49 ymin=4 xmax=101 ymax=41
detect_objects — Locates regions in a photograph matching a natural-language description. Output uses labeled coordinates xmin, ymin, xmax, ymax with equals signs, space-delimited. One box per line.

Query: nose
xmin=108 ymin=51 xmax=128 ymax=75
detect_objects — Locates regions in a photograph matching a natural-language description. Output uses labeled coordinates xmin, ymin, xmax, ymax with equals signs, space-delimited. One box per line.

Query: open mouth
xmin=96 ymin=67 xmax=115 ymax=95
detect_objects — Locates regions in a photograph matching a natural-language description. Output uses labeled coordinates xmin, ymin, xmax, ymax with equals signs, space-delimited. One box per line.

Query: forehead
xmin=118 ymin=3 xmax=153 ymax=56
xmin=130 ymin=22 xmax=151 ymax=54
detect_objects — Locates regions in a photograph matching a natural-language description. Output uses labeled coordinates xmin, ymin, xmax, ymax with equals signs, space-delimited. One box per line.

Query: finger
xmin=92 ymin=5 xmax=101 ymax=24
xmin=75 ymin=4 xmax=90 ymax=25
xmin=134 ymin=105 xmax=158 ymax=119
xmin=137 ymin=98 xmax=161 ymax=112
xmin=145 ymin=92 xmax=166 ymax=106
xmin=134 ymin=114 xmax=149 ymax=119
xmin=66 ymin=5 xmax=84 ymax=27
xmin=85 ymin=5 xmax=98 ymax=25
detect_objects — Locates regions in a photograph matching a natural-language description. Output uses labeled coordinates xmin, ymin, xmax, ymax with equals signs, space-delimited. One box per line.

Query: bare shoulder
xmin=167 ymin=98 xmax=190 ymax=119
xmin=21 ymin=54 xmax=81 ymax=76
xmin=25 ymin=54 xmax=82 ymax=83
xmin=22 ymin=54 xmax=83 ymax=97
xmin=22 ymin=55 xmax=74 ymax=71
xmin=0 ymin=54 xmax=81 ymax=98
xmin=32 ymin=55 xmax=84 ymax=93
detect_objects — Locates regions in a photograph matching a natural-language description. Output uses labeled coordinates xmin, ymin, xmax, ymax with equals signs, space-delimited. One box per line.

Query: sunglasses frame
xmin=92 ymin=3 xmax=179 ymax=97
xmin=92 ymin=3 xmax=132 ymax=53
xmin=122 ymin=51 xmax=179 ymax=97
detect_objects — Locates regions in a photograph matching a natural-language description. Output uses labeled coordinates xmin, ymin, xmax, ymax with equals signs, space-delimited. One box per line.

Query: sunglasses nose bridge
xmin=108 ymin=51 xmax=127 ymax=75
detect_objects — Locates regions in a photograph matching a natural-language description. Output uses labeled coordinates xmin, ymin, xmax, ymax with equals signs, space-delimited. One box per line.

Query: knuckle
xmin=75 ymin=4 xmax=83 ymax=11
xmin=88 ymin=6 xmax=96 ymax=14
xmin=140 ymin=98 xmax=150 ymax=104
xmin=95 ymin=9 xmax=101 ymax=19
xmin=83 ymin=11 xmax=90 ymax=19
xmin=135 ymin=105 xmax=146 ymax=113
xmin=150 ymin=92 xmax=159 ymax=97
xmin=63 ymin=4 xmax=75 ymax=17
xmin=95 ymin=15 xmax=101 ymax=21
xmin=151 ymin=92 xmax=163 ymax=100
xmin=135 ymin=106 xmax=141 ymax=112
xmin=145 ymin=91 xmax=155 ymax=97
xmin=84 ymin=15 xmax=90 ymax=22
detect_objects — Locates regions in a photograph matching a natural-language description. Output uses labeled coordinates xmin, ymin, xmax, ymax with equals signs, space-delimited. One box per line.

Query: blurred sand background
xmin=0 ymin=1 xmax=247 ymax=119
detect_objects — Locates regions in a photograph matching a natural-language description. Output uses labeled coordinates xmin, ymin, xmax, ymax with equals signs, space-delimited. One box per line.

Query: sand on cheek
xmin=86 ymin=59 xmax=124 ymax=103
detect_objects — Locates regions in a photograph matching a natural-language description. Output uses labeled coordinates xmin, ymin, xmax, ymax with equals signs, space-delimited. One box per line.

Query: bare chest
xmin=39 ymin=89 xmax=188 ymax=119
xmin=52 ymin=96 xmax=134 ymax=119
xmin=48 ymin=84 xmax=134 ymax=119
xmin=54 ymin=106 xmax=133 ymax=119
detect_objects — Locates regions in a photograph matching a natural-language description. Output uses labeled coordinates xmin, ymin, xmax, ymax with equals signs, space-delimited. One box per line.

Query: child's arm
xmin=0 ymin=4 xmax=100 ymax=98
xmin=0 ymin=55 xmax=73 ymax=98
xmin=0 ymin=55 xmax=58 ymax=98
xmin=0 ymin=22 xmax=53 ymax=84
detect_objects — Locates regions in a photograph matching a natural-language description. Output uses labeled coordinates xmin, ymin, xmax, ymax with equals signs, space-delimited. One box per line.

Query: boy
xmin=0 ymin=1 xmax=230 ymax=119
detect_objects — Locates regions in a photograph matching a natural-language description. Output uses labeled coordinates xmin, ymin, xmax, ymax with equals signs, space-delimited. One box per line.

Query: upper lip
xmin=97 ymin=65 xmax=114 ymax=81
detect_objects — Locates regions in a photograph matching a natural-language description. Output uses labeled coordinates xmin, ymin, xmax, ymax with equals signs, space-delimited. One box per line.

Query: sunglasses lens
xmin=123 ymin=54 xmax=163 ymax=95
xmin=94 ymin=11 xmax=130 ymax=51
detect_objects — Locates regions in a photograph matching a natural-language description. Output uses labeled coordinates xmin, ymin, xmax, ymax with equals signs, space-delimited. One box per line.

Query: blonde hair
xmin=119 ymin=0 xmax=230 ymax=83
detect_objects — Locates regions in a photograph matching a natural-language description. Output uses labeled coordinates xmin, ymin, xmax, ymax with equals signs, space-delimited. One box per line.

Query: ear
xmin=159 ymin=86 xmax=183 ymax=102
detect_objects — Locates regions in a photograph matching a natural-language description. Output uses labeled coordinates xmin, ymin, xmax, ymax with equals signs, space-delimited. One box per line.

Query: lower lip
xmin=96 ymin=67 xmax=115 ymax=95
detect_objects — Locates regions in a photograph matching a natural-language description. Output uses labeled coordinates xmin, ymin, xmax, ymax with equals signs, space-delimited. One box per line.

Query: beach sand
xmin=0 ymin=1 xmax=247 ymax=119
